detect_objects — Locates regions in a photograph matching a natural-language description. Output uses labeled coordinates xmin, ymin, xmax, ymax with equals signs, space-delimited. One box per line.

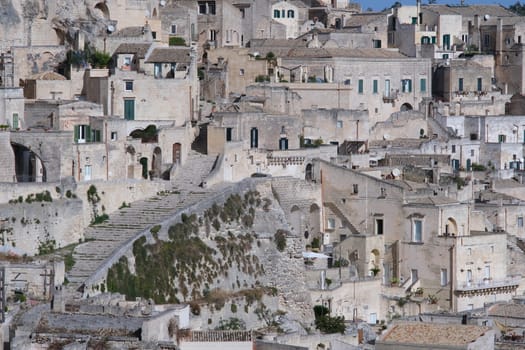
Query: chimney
xmin=496 ymin=18 xmax=503 ymax=58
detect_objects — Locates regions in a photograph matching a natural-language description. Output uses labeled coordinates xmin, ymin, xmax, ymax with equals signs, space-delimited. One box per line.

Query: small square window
xmin=125 ymin=81 xmax=133 ymax=91
xmin=111 ymin=132 xmax=118 ymax=141
xmin=240 ymin=68 xmax=245 ymax=76
xmin=336 ymin=120 xmax=343 ymax=128
xmin=327 ymin=218 xmax=336 ymax=229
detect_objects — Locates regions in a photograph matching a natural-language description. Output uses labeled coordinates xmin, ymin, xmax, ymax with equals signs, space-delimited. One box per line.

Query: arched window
xmin=287 ymin=10 xmax=295 ymax=18
xmin=273 ymin=9 xmax=280 ymax=18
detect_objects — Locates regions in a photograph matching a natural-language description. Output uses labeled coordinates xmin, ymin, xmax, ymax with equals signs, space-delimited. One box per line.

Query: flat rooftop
xmin=380 ymin=323 xmax=490 ymax=346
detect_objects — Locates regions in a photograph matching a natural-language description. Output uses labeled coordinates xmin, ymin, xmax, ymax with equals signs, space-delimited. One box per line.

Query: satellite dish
xmin=392 ymin=168 xmax=401 ymax=178
xmin=484 ymin=14 xmax=490 ymax=21
xmin=107 ymin=24 xmax=115 ymax=33
xmin=160 ymin=0 xmax=166 ymax=6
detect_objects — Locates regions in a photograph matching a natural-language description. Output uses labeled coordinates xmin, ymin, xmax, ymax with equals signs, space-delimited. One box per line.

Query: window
xmin=226 ymin=127 xmax=233 ymax=142
xmin=519 ymin=36 xmax=522 ymax=44
xmin=152 ymin=31 xmax=157 ymax=39
xmin=458 ymin=78 xmax=464 ymax=92
xmin=74 ymin=125 xmax=91 ymax=143
xmin=209 ymin=29 xmax=217 ymax=41
xmin=441 ymin=269 xmax=448 ymax=286
xmin=353 ymin=184 xmax=358 ymax=194
xmin=239 ymin=68 xmax=244 ymax=76
xmin=376 ymin=219 xmax=384 ymax=235
xmin=358 ymin=79 xmax=364 ymax=94
xmin=443 ymin=34 xmax=451 ymax=50
xmin=111 ymin=132 xmax=118 ymax=141
xmin=171 ymin=24 xmax=177 ymax=34
xmin=420 ymin=78 xmax=426 ymax=93
xmin=373 ymin=39 xmax=381 ymax=48
xmin=279 ymin=137 xmax=288 ymax=150
xmin=124 ymin=57 xmax=131 ymax=66
xmin=518 ymin=216 xmax=524 ymax=227
xmin=477 ymin=77 xmax=482 ymax=92
xmin=380 ymin=187 xmax=386 ymax=197
xmin=411 ymin=17 xmax=417 ymax=24
xmin=287 ymin=9 xmax=294 ymax=18
xmin=413 ymin=219 xmax=422 ymax=242
xmin=484 ymin=34 xmax=490 ymax=47
xmin=12 ymin=113 xmax=18 ymax=129
xmin=470 ymin=149 xmax=475 ymax=156
xmin=484 ymin=265 xmax=491 ymax=280
xmin=401 ymin=79 xmax=412 ymax=93
xmin=467 ymin=269 xmax=472 ymax=285
xmin=373 ymin=79 xmax=378 ymax=94
xmin=384 ymin=79 xmax=390 ymax=96
xmin=124 ymin=99 xmax=135 ymax=120
xmin=451 ymin=145 xmax=456 ymax=153
xmin=273 ymin=9 xmax=280 ymax=18
xmin=470 ymin=133 xmax=478 ymax=140
xmin=327 ymin=218 xmax=336 ymax=229
xmin=498 ymin=134 xmax=506 ymax=143
xmin=467 ymin=247 xmax=472 ymax=255
xmin=125 ymin=80 xmax=133 ymax=91
xmin=344 ymin=79 xmax=351 ymax=85
xmin=336 ymin=120 xmax=343 ymax=128
xmin=198 ymin=1 xmax=216 ymax=14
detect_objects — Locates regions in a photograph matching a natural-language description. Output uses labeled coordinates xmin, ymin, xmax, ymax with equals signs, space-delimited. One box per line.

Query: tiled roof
xmin=344 ymin=13 xmax=387 ymax=27
xmin=113 ymin=26 xmax=146 ymax=37
xmin=285 ymin=47 xmax=406 ymax=58
xmin=380 ymin=323 xmax=491 ymax=346
xmin=489 ymin=303 xmax=525 ymax=319
xmin=423 ymin=4 xmax=516 ymax=17
xmin=145 ymin=47 xmax=191 ymax=63
xmin=113 ymin=43 xmax=151 ymax=58
xmin=27 ymin=71 xmax=67 ymax=80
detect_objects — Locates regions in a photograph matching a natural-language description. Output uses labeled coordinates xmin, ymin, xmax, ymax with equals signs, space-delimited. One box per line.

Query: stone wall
xmin=0 ymin=132 xmax=15 ymax=182
xmin=0 ymin=197 xmax=83 ymax=255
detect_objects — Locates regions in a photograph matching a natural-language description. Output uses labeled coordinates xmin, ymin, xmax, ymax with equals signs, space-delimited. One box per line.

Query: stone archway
xmin=11 ymin=143 xmax=47 ymax=182
xmin=140 ymin=157 xmax=148 ymax=179
xmin=305 ymin=163 xmax=313 ymax=181
xmin=94 ymin=2 xmax=110 ymax=19
xmin=445 ymin=217 xmax=458 ymax=236
xmin=152 ymin=147 xmax=162 ymax=178
xmin=173 ymin=143 xmax=181 ymax=164
xmin=401 ymin=103 xmax=413 ymax=111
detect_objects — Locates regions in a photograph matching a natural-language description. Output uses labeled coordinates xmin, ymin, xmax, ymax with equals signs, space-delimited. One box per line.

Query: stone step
xmin=66 ymin=150 xmax=224 ymax=291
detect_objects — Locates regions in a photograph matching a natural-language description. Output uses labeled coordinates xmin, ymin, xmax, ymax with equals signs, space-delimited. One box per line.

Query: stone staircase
xmin=66 ymin=151 xmax=220 ymax=291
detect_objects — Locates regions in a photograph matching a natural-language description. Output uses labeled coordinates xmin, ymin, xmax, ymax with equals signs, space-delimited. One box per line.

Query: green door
xmin=124 ymin=99 xmax=135 ymax=120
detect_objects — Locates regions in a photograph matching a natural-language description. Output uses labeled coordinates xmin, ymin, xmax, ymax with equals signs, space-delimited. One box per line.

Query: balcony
xmin=455 ymin=276 xmax=521 ymax=296
xmin=383 ymin=92 xmax=398 ymax=103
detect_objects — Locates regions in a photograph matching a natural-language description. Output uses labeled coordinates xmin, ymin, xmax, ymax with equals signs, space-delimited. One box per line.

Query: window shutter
xmin=86 ymin=125 xmax=92 ymax=142
xmin=74 ymin=125 xmax=79 ymax=143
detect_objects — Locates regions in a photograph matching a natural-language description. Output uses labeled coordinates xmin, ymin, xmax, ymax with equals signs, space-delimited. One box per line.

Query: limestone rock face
xmin=1 ymin=0 xmax=109 ymax=62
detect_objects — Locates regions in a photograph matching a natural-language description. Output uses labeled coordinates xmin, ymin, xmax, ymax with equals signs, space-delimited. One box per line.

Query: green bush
xmin=89 ymin=50 xmax=111 ymax=68
xmin=169 ymin=36 xmax=187 ymax=46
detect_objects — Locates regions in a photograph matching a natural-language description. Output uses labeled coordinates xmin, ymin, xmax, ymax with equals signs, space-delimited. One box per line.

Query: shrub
xmin=274 ymin=230 xmax=287 ymax=252
xmin=169 ymin=36 xmax=187 ymax=46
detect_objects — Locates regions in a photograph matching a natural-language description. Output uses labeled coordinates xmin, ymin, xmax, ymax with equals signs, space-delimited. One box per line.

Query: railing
xmin=383 ymin=92 xmax=398 ymax=103
xmin=456 ymin=276 xmax=521 ymax=291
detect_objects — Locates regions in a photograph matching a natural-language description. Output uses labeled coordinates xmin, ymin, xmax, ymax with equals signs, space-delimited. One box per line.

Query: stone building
xmin=312 ymin=160 xmax=521 ymax=313
xmin=247 ymin=47 xmax=432 ymax=125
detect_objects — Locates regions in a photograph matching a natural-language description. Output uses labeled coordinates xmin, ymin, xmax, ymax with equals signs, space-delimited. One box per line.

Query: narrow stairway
xmin=66 ymin=151 xmax=220 ymax=291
